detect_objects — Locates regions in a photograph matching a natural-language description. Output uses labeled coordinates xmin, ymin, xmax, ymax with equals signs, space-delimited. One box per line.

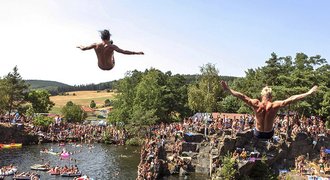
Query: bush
xmin=61 ymin=102 xmax=86 ymax=123
xmin=219 ymin=153 xmax=237 ymax=180
xmin=325 ymin=120 xmax=330 ymax=130
xmin=125 ymin=137 xmax=143 ymax=146
xmin=90 ymin=100 xmax=96 ymax=108
xmin=33 ymin=114 xmax=53 ymax=128
xmin=104 ymin=99 xmax=112 ymax=107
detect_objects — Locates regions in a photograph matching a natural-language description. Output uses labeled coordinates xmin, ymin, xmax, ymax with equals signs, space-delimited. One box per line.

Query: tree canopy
xmin=230 ymin=52 xmax=330 ymax=117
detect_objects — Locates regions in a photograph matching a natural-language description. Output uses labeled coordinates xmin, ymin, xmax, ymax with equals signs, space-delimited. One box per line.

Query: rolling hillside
xmin=49 ymin=90 xmax=115 ymax=114
xmin=26 ymin=80 xmax=72 ymax=91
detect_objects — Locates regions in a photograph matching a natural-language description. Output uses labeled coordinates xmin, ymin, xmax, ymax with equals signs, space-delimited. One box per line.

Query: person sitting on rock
xmin=240 ymin=148 xmax=247 ymax=160
xmin=232 ymin=150 xmax=240 ymax=160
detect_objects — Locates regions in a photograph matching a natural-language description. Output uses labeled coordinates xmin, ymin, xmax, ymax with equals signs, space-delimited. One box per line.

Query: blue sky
xmin=0 ymin=0 xmax=329 ymax=85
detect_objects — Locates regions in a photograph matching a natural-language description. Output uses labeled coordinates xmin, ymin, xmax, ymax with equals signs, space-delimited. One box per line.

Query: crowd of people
xmin=48 ymin=165 xmax=80 ymax=175
xmin=22 ymin=120 xmax=129 ymax=145
xmin=137 ymin=113 xmax=329 ymax=179
xmin=13 ymin=171 xmax=40 ymax=180
xmin=294 ymin=145 xmax=329 ymax=176
xmin=1 ymin=110 xmax=329 ymax=179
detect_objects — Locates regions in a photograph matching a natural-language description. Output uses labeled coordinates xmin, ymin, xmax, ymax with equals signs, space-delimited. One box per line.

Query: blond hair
xmin=261 ymin=86 xmax=272 ymax=99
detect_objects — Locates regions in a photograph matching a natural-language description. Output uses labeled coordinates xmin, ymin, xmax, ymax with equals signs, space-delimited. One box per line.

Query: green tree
xmin=2 ymin=66 xmax=29 ymax=115
xmin=164 ymin=73 xmax=191 ymax=120
xmin=325 ymin=120 xmax=330 ymax=129
xmin=32 ymin=114 xmax=54 ymax=129
xmin=61 ymin=101 xmax=86 ymax=123
xmin=215 ymin=153 xmax=237 ymax=180
xmin=133 ymin=69 xmax=167 ymax=122
xmin=25 ymin=105 xmax=35 ymax=122
xmin=27 ymin=89 xmax=55 ymax=113
xmin=319 ymin=91 xmax=330 ymax=118
xmin=104 ymin=99 xmax=112 ymax=107
xmin=230 ymin=53 xmax=330 ymax=117
xmin=108 ymin=70 xmax=143 ymax=123
xmin=221 ymin=96 xmax=240 ymax=113
xmin=90 ymin=100 xmax=96 ymax=108
xmin=109 ymin=68 xmax=191 ymax=125
xmin=0 ymin=78 xmax=9 ymax=114
xmin=188 ymin=63 xmax=222 ymax=112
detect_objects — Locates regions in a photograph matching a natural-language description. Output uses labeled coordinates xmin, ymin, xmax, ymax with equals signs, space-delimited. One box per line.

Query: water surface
xmin=0 ymin=143 xmax=140 ymax=180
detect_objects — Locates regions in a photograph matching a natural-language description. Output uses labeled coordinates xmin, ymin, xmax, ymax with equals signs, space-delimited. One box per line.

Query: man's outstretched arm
xmin=112 ymin=45 xmax=144 ymax=55
xmin=76 ymin=43 xmax=97 ymax=51
xmin=274 ymin=85 xmax=318 ymax=107
xmin=221 ymin=81 xmax=256 ymax=107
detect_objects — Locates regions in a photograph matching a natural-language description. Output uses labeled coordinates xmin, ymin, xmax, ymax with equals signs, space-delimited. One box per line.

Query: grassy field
xmin=50 ymin=90 xmax=116 ymax=114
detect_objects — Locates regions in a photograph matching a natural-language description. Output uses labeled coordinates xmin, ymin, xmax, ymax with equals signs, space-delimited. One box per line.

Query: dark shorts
xmin=254 ymin=128 xmax=274 ymax=140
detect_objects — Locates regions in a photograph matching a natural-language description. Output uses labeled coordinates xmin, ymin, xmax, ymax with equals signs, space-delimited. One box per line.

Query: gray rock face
xmin=219 ymin=135 xmax=236 ymax=156
xmin=182 ymin=142 xmax=199 ymax=152
xmin=183 ymin=133 xmax=204 ymax=143
xmin=162 ymin=129 xmax=329 ymax=179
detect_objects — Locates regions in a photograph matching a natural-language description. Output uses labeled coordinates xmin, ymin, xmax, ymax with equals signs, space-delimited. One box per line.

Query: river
xmin=0 ymin=143 xmax=209 ymax=180
xmin=0 ymin=143 xmax=140 ymax=180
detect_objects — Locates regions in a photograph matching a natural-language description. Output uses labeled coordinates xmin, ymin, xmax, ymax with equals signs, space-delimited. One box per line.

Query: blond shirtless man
xmin=220 ymin=81 xmax=318 ymax=139
xmin=77 ymin=29 xmax=144 ymax=70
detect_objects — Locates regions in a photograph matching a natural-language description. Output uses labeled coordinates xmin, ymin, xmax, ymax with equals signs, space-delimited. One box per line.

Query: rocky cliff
xmin=0 ymin=123 xmax=39 ymax=145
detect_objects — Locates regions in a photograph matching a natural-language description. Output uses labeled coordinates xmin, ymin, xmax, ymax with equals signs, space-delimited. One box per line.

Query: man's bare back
xmin=94 ymin=42 xmax=116 ymax=70
xmin=220 ymin=80 xmax=317 ymax=139
xmin=77 ymin=29 xmax=144 ymax=71
xmin=249 ymin=99 xmax=280 ymax=132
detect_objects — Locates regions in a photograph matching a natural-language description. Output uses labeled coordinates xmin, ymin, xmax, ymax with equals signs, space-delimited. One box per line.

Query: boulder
xmin=182 ymin=142 xmax=199 ymax=152
xmin=183 ymin=133 xmax=204 ymax=143
xmin=179 ymin=167 xmax=188 ymax=176
xmin=219 ymin=136 xmax=236 ymax=156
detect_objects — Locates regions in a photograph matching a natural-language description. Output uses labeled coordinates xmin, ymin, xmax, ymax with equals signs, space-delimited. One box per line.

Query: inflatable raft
xmin=0 ymin=166 xmax=18 ymax=176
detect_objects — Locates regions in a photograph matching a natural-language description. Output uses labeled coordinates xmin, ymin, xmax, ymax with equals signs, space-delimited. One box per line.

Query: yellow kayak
xmin=1 ymin=143 xmax=22 ymax=149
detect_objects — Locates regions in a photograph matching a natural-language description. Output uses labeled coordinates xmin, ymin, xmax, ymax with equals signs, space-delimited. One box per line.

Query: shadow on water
xmin=0 ymin=143 xmax=140 ymax=180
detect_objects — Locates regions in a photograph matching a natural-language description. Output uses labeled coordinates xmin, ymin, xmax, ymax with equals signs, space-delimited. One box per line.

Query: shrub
xmin=33 ymin=114 xmax=53 ymax=128
xmin=125 ymin=137 xmax=143 ymax=146
xmin=90 ymin=100 xmax=96 ymax=108
xmin=219 ymin=153 xmax=237 ymax=180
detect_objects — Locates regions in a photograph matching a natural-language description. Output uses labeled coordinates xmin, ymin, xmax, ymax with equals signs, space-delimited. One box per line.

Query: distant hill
xmin=25 ymin=74 xmax=238 ymax=94
xmin=26 ymin=80 xmax=72 ymax=89
xmin=25 ymin=80 xmax=72 ymax=94
xmin=25 ymin=79 xmax=116 ymax=95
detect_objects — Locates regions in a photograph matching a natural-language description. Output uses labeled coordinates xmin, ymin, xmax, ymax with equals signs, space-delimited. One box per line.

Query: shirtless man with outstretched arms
xmin=77 ymin=29 xmax=144 ymax=70
xmin=220 ymin=81 xmax=318 ymax=139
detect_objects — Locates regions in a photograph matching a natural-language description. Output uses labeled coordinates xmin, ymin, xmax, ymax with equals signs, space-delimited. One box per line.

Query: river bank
xmin=137 ymin=118 xmax=330 ymax=180
xmin=0 ymin=123 xmax=39 ymax=145
xmin=1 ymin=117 xmax=329 ymax=180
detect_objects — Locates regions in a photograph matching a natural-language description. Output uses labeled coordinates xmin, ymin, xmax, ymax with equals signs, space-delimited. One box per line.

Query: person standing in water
xmin=77 ymin=29 xmax=144 ymax=70
xmin=220 ymin=80 xmax=318 ymax=139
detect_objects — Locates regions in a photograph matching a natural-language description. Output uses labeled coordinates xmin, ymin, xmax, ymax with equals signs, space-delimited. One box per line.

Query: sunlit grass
xmin=49 ymin=90 xmax=116 ymax=114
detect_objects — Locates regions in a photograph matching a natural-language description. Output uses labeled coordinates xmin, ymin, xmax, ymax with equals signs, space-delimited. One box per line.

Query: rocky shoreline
xmin=0 ymin=123 xmax=39 ymax=145
xmin=2 ymin=122 xmax=329 ymax=179
xmin=137 ymin=123 xmax=330 ymax=180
